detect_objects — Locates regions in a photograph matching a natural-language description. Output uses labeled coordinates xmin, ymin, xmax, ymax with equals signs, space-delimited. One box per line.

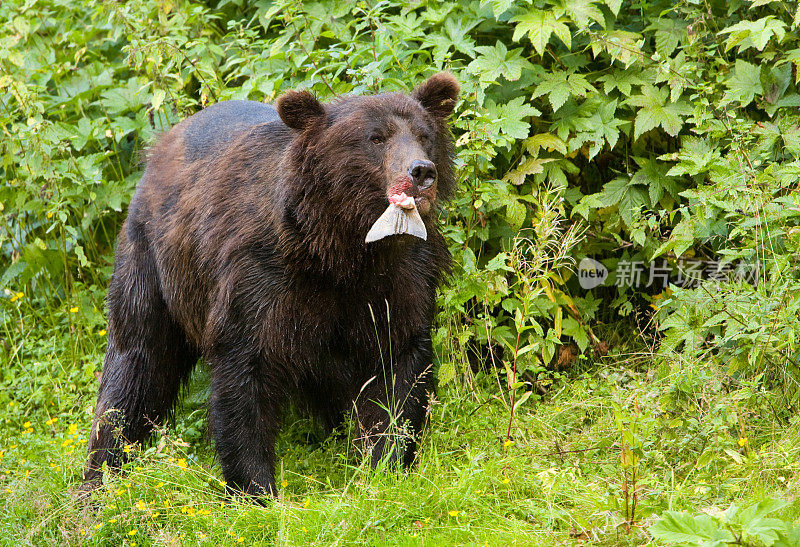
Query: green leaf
xmin=505 ymin=156 xmax=556 ymax=186
xmin=619 ymin=187 xmax=647 ymax=226
xmin=572 ymin=98 xmax=624 ymax=157
xmin=719 ymin=16 xmax=787 ymax=52
xmin=488 ymin=96 xmax=541 ymax=139
xmin=628 ymin=85 xmax=691 ymax=139
xmin=630 ymin=157 xmax=676 ymax=205
xmin=562 ymin=317 xmax=590 ymax=351
xmin=592 ymin=30 xmax=645 ymax=66
xmin=506 ymin=199 xmax=527 ymax=229
xmin=564 ymin=0 xmax=605 ymax=27
xmin=650 ymin=512 xmax=734 ymax=545
xmin=533 ymin=71 xmax=596 ymax=112
xmin=486 ymin=252 xmax=510 ymax=271
xmin=467 ymin=41 xmax=529 ymax=86
xmin=725 ymin=59 xmax=763 ymax=107
xmin=510 ymin=11 xmax=571 ymax=55
xmin=651 ymin=18 xmax=687 ymax=58
xmin=600 ymin=177 xmax=629 ymax=207
xmin=598 ymin=68 xmax=644 ymax=96
xmin=512 ymin=390 xmax=532 ymax=411
xmin=438 ymin=361 xmax=456 ymax=386
xmin=479 ymin=0 xmax=516 ymax=17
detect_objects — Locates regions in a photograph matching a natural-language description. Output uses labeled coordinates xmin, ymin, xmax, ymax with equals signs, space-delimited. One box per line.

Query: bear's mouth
xmin=387 ymin=177 xmax=435 ymax=215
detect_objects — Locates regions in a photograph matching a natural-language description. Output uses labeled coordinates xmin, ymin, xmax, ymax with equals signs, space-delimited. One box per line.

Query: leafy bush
xmin=4 ymin=0 xmax=800 ymax=392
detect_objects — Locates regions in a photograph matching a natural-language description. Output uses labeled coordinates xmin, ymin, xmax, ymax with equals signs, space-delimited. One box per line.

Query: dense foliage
xmin=2 ymin=0 xmax=800 ymax=543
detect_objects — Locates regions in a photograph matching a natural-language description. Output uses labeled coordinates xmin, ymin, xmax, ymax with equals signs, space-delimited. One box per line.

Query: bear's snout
xmin=408 ymin=160 xmax=436 ymax=190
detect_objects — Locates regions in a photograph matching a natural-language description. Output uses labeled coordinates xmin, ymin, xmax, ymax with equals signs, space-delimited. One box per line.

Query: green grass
xmin=2 ymin=305 xmax=799 ymax=546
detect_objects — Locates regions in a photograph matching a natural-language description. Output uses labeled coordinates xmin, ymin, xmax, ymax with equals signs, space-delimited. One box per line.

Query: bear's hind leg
xmin=84 ymin=233 xmax=197 ymax=485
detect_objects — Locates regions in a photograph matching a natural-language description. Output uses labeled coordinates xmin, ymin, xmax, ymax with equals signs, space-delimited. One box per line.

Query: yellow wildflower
xmin=448 ymin=510 xmax=459 ymax=517
xmin=69 ymin=307 xmax=79 ymax=313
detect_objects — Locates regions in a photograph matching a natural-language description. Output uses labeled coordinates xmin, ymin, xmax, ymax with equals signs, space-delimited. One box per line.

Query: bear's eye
xmin=370 ymin=135 xmax=384 ymax=145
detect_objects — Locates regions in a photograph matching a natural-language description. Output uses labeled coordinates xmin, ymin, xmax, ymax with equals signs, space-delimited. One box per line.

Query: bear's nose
xmin=409 ymin=160 xmax=437 ymax=190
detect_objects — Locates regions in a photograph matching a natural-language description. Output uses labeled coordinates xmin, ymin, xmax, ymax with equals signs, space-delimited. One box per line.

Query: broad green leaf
xmin=562 ymin=317 xmax=590 ymax=350
xmin=630 ymin=157 xmax=676 ymax=204
xmin=720 ymin=16 xmax=787 ymax=52
xmin=486 ymin=252 xmax=510 ymax=271
xmin=619 ymin=186 xmax=648 ymax=226
xmin=533 ymin=71 xmax=596 ymax=112
xmin=506 ymin=199 xmax=527 ymax=228
xmin=525 ymin=133 xmax=568 ymax=155
xmin=600 ymin=177 xmax=629 ymax=206
xmin=592 ymin=30 xmax=645 ymax=66
xmin=510 ymin=11 xmax=571 ymax=55
xmin=488 ymin=96 xmax=541 ymax=139
xmin=572 ymin=99 xmax=624 ymax=157
xmin=505 ymin=156 xmax=556 ymax=186
xmin=650 ymin=512 xmax=734 ymax=545
xmin=479 ymin=0 xmax=516 ymax=17
xmin=564 ymin=0 xmax=604 ymax=27
xmin=598 ymin=68 xmax=645 ymax=96
xmin=438 ymin=361 xmax=456 ymax=386
xmin=467 ymin=41 xmax=529 ymax=85
xmin=651 ymin=18 xmax=687 ymax=58
xmin=628 ymin=85 xmax=691 ymax=139
xmin=725 ymin=59 xmax=763 ymax=106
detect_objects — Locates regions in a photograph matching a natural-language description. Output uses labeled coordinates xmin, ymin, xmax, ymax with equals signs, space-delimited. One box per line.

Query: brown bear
xmin=83 ymin=73 xmax=459 ymax=497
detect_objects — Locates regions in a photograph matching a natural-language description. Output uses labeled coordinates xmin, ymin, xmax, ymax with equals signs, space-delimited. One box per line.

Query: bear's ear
xmin=413 ymin=72 xmax=460 ymax=118
xmin=276 ymin=90 xmax=326 ymax=131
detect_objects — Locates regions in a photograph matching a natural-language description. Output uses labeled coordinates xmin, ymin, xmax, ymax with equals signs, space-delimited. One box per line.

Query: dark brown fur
xmin=84 ymin=73 xmax=459 ymax=497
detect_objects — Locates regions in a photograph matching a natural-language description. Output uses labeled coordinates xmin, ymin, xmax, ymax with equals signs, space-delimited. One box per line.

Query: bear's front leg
xmin=208 ymin=346 xmax=281 ymax=498
xmin=355 ymin=330 xmax=434 ymax=469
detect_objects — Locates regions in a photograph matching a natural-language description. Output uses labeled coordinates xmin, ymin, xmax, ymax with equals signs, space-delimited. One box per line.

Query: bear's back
xmin=181 ymin=100 xmax=281 ymax=161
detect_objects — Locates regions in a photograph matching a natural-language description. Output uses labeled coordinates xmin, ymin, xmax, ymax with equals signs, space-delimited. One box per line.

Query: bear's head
xmin=276 ymin=73 xmax=459 ymax=243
